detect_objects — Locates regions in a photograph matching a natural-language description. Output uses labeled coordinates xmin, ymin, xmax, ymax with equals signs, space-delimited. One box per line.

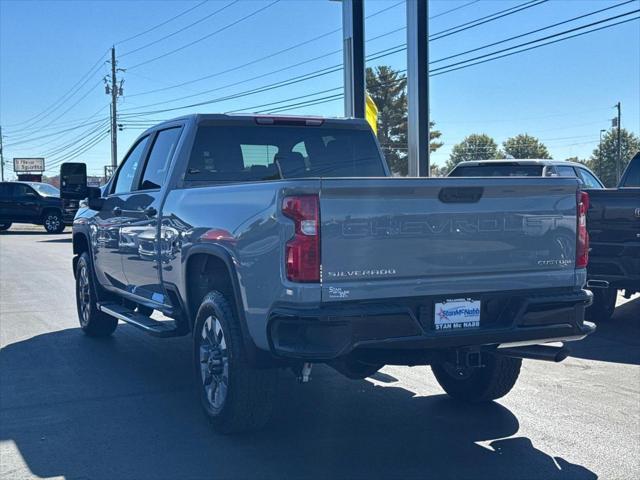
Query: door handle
xmin=112 ymin=206 xmax=122 ymax=216
xmin=144 ymin=206 xmax=157 ymax=218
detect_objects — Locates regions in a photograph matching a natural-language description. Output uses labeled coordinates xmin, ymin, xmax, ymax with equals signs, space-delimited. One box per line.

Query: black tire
xmin=75 ymin=252 xmax=118 ymax=337
xmin=586 ymin=287 xmax=617 ymax=322
xmin=0 ymin=222 xmax=11 ymax=231
xmin=194 ymin=291 xmax=277 ymax=434
xmin=43 ymin=210 xmax=65 ymax=233
xmin=431 ymin=353 xmax=522 ymax=403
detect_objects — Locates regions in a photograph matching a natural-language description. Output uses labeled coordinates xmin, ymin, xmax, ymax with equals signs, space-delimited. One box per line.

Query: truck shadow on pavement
xmin=569 ymin=298 xmax=640 ymax=365
xmin=0 ymin=327 xmax=596 ymax=480
xmin=36 ymin=237 xmax=72 ymax=243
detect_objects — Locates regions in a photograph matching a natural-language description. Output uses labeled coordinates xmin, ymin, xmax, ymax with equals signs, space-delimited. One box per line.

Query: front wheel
xmin=194 ymin=291 xmax=277 ymax=434
xmin=43 ymin=211 xmax=65 ymax=233
xmin=431 ymin=353 xmax=522 ymax=403
xmin=75 ymin=252 xmax=118 ymax=337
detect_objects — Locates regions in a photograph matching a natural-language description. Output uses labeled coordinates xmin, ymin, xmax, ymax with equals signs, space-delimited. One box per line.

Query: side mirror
xmin=87 ymin=187 xmax=104 ymax=211
xmin=60 ymin=162 xmax=88 ymax=199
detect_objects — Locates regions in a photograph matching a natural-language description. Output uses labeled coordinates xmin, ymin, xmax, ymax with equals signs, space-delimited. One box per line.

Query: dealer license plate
xmin=434 ymin=298 xmax=481 ymax=331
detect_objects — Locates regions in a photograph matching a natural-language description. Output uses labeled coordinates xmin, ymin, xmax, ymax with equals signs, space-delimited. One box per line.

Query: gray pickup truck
xmin=61 ymin=114 xmax=594 ymax=433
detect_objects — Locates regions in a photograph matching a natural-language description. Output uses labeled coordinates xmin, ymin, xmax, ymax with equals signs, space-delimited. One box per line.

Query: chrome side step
xmin=98 ymin=302 xmax=181 ymax=338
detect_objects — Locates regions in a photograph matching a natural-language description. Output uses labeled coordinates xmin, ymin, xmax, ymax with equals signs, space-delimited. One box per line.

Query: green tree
xmin=446 ymin=134 xmax=499 ymax=171
xmin=502 ymin=134 xmax=550 ymax=159
xmin=588 ymin=128 xmax=640 ymax=187
xmin=366 ymin=65 xmax=442 ymax=175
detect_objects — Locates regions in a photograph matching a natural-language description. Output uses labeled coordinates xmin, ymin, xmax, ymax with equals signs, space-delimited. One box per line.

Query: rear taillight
xmin=576 ymin=191 xmax=589 ymax=268
xmin=282 ymin=195 xmax=320 ymax=282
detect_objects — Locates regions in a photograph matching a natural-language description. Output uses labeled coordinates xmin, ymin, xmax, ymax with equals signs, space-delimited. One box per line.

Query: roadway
xmin=1 ymin=226 xmax=638 ymax=479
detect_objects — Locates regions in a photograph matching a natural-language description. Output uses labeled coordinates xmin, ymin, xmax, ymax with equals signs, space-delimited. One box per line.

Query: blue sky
xmin=1 ymin=0 xmax=638 ymax=177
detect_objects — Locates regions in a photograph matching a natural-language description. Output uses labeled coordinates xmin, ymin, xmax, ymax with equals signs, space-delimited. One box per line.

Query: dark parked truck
xmin=584 ymin=152 xmax=640 ymax=320
xmin=61 ymin=114 xmax=594 ymax=433
xmin=0 ymin=181 xmax=77 ymax=233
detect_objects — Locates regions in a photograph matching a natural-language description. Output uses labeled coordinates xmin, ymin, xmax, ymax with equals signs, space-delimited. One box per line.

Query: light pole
xmin=599 ymin=129 xmax=606 ymax=180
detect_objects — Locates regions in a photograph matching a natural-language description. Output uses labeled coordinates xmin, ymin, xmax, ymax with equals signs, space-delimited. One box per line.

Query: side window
xmin=577 ymin=168 xmax=603 ymax=188
xmin=138 ymin=128 xmax=182 ymax=190
xmin=0 ymin=184 xmax=11 ymax=198
xmin=113 ymin=136 xmax=150 ymax=194
xmin=13 ymin=184 xmax=37 ymax=198
xmin=556 ymin=166 xmax=577 ymax=177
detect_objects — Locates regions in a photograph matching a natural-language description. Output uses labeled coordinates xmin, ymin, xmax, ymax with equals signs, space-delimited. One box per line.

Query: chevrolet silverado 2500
xmin=61 ymin=114 xmax=594 ymax=433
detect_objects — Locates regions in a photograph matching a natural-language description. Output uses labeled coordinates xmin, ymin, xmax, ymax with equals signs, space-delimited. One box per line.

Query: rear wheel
xmin=0 ymin=222 xmax=11 ymax=231
xmin=431 ymin=353 xmax=522 ymax=402
xmin=194 ymin=291 xmax=277 ymax=434
xmin=586 ymin=287 xmax=617 ymax=322
xmin=43 ymin=211 xmax=64 ymax=233
xmin=75 ymin=252 xmax=118 ymax=337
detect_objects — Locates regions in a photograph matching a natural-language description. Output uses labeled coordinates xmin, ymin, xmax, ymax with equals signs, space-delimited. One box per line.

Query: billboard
xmin=13 ymin=157 xmax=45 ymax=173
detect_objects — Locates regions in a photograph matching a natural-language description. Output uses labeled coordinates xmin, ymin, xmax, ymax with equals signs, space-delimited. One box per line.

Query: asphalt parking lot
xmin=1 ymin=225 xmax=638 ymax=480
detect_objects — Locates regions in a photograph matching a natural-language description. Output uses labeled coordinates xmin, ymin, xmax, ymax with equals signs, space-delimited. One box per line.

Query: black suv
xmin=0 ymin=181 xmax=77 ymax=233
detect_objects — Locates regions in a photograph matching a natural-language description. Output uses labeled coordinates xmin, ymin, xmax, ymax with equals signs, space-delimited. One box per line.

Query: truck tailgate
xmin=319 ymin=177 xmax=581 ymax=302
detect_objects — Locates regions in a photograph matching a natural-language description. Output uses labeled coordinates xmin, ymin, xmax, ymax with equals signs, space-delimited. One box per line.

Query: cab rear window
xmin=185 ymin=124 xmax=386 ymax=183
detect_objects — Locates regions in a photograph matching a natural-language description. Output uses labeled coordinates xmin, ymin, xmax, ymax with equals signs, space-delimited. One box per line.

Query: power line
xmin=223 ymin=13 xmax=638 ymax=117
xmin=226 ymin=87 xmax=343 ymax=114
xmin=121 ymin=0 xmax=550 ymax=112
xmin=3 ymin=50 xmax=108 ymax=132
xmin=40 ymin=120 xmax=111 ymax=158
xmin=430 ymin=0 xmax=548 ymax=41
xmin=4 ymin=77 xmax=106 ymax=147
xmin=45 ymin=129 xmax=111 ymax=171
xmin=430 ymin=0 xmax=481 ymax=20
xmin=123 ymin=0 xmax=471 ymax=99
xmin=46 ymin=129 xmax=110 ymax=168
xmin=431 ymin=0 xmax=636 ymax=65
xmin=121 ymin=1 xmax=241 ymax=57
xmin=3 ymin=115 xmax=109 ymax=148
xmin=430 ymin=12 xmax=639 ymax=77
xmin=119 ymin=7 xmax=636 ymax=120
xmin=261 ymin=95 xmax=344 ymax=114
xmin=2 ymin=104 xmax=109 ymax=139
xmin=115 ymin=0 xmax=209 ymax=45
xmin=127 ymin=0 xmax=282 ymax=70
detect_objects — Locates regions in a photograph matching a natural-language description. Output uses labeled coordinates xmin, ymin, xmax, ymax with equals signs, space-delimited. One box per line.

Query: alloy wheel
xmin=199 ymin=315 xmax=229 ymax=412
xmin=78 ymin=262 xmax=91 ymax=327
xmin=45 ymin=214 xmax=61 ymax=232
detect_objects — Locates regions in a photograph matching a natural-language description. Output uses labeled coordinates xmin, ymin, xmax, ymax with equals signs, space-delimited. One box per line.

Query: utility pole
xmin=105 ymin=46 xmax=124 ymax=169
xmin=0 ymin=125 xmax=5 ymax=181
xmin=615 ymin=101 xmax=622 ymax=183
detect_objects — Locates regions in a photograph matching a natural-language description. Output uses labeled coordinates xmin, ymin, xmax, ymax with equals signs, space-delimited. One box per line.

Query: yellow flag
xmin=365 ymin=93 xmax=378 ymax=136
